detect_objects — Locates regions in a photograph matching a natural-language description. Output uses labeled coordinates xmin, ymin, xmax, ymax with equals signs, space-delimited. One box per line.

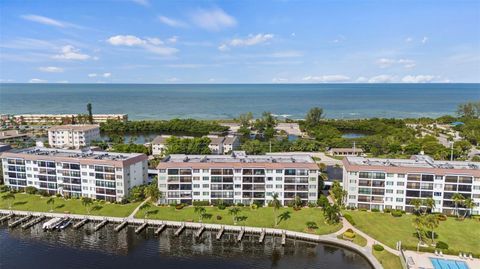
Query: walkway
xmin=127 ymin=197 xmax=151 ymax=220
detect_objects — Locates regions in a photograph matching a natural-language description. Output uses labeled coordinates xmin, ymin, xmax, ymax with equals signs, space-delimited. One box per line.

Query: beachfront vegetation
xmin=110 ymin=143 xmax=150 ymax=154
xmin=164 ymin=136 xmax=212 ymax=155
xmin=0 ymin=192 xmax=140 ymax=217
xmin=100 ymin=119 xmax=228 ymax=135
xmin=344 ymin=210 xmax=480 ymax=256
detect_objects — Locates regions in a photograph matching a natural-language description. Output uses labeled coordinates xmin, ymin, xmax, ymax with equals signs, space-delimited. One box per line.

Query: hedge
xmin=373 ymin=244 xmax=384 ymax=251
xmin=343 ymin=214 xmax=356 ymax=226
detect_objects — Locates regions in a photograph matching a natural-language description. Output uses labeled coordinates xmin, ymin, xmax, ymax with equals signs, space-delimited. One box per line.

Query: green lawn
xmin=0 ymin=193 xmax=140 ymax=217
xmin=373 ymin=249 xmax=403 ymax=269
xmin=345 ymin=210 xmax=480 ymax=256
xmin=136 ymin=206 xmax=342 ymax=235
xmin=337 ymin=231 xmax=368 ymax=247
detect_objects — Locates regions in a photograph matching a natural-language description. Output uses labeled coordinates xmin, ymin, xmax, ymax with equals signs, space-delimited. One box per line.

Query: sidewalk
xmin=127 ymin=197 xmax=151 ymax=220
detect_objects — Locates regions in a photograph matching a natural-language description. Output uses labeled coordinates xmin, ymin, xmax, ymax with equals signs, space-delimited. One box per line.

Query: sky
xmin=0 ymin=0 xmax=479 ymax=84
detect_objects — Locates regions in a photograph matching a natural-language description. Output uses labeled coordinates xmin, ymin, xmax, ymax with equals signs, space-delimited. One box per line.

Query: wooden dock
xmin=154 ymin=224 xmax=166 ymax=235
xmin=114 ymin=220 xmax=128 ymax=232
xmin=216 ymin=226 xmax=224 ymax=240
xmin=0 ymin=213 xmax=14 ymax=222
xmin=281 ymin=232 xmax=286 ymax=245
xmin=195 ymin=226 xmax=205 ymax=238
xmin=9 ymin=215 xmax=31 ymax=228
xmin=135 ymin=222 xmax=148 ymax=234
xmin=21 ymin=215 xmax=45 ymax=229
xmin=73 ymin=218 xmax=89 ymax=229
xmin=174 ymin=223 xmax=185 ymax=236
xmin=237 ymin=228 xmax=245 ymax=242
xmin=94 ymin=219 xmax=108 ymax=231
xmin=259 ymin=229 xmax=266 ymax=243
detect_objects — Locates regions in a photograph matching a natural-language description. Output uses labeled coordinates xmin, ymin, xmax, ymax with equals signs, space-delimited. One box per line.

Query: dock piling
xmin=9 ymin=215 xmax=32 ymax=228
xmin=73 ymin=218 xmax=89 ymax=229
xmin=21 ymin=215 xmax=45 ymax=229
xmin=94 ymin=219 xmax=108 ymax=231
xmin=195 ymin=225 xmax=205 ymax=238
xmin=174 ymin=223 xmax=185 ymax=236
xmin=135 ymin=222 xmax=148 ymax=234
xmin=237 ymin=228 xmax=245 ymax=242
xmin=216 ymin=226 xmax=224 ymax=240
xmin=154 ymin=223 xmax=166 ymax=235
xmin=114 ymin=220 xmax=128 ymax=232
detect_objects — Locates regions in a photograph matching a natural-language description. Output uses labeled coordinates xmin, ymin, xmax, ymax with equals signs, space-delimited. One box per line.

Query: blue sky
xmin=0 ymin=0 xmax=479 ymax=83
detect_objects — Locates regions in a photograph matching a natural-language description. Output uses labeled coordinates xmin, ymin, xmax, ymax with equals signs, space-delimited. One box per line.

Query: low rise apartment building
xmin=4 ymin=114 xmax=128 ymax=124
xmin=157 ymin=151 xmax=319 ymax=206
xmin=151 ymin=135 xmax=240 ymax=156
xmin=342 ymin=155 xmax=480 ymax=215
xmin=1 ymin=147 xmax=147 ymax=202
xmin=48 ymin=125 xmax=100 ymax=149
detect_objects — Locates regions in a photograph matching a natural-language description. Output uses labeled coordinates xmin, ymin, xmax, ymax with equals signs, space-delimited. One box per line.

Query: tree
xmin=293 ymin=195 xmax=303 ymax=208
xmin=423 ymin=197 xmax=436 ymax=214
xmin=139 ymin=202 xmax=152 ymax=220
xmin=409 ymin=198 xmax=422 ymax=215
xmin=305 ymin=107 xmax=324 ymax=127
xmin=238 ymin=112 xmax=253 ymax=127
xmin=331 ymin=180 xmax=346 ymax=206
xmin=2 ymin=193 xmax=15 ymax=209
xmin=463 ymin=198 xmax=474 ymax=218
xmin=271 ymin=193 xmax=281 ymax=227
xmin=451 ymin=193 xmax=465 ymax=217
xmin=456 ymin=101 xmax=480 ymax=119
xmin=46 ymin=197 xmax=55 ymax=212
xmin=165 ymin=136 xmax=212 ymax=155
xmin=194 ymin=206 xmax=207 ymax=222
xmin=144 ymin=178 xmax=161 ymax=204
xmin=412 ymin=215 xmax=426 ymax=243
xmin=229 ymin=207 xmax=241 ymax=225
xmin=323 ymin=204 xmax=340 ymax=224
xmin=306 ymin=221 xmax=318 ymax=230
xmin=82 ymin=197 xmax=93 ymax=215
xmin=277 ymin=211 xmax=291 ymax=225
xmin=87 ymin=103 xmax=93 ymax=124
xmin=424 ymin=214 xmax=439 ymax=244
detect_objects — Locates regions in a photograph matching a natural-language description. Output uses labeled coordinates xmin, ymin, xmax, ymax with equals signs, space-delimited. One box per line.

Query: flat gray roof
xmin=345 ymin=155 xmax=479 ymax=170
xmin=5 ymin=147 xmax=143 ymax=161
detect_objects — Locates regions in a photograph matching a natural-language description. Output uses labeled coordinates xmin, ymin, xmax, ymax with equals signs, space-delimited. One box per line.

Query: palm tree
xmin=229 ymin=207 xmax=241 ymax=225
xmin=463 ymin=198 xmax=474 ymax=218
xmin=271 ymin=193 xmax=281 ymax=227
xmin=306 ymin=221 xmax=318 ymax=231
xmin=194 ymin=206 xmax=207 ymax=222
xmin=423 ymin=197 xmax=436 ymax=215
xmin=46 ymin=197 xmax=55 ymax=212
xmin=323 ymin=204 xmax=340 ymax=224
xmin=451 ymin=193 xmax=465 ymax=217
xmin=412 ymin=215 xmax=425 ymax=243
xmin=277 ymin=211 xmax=291 ymax=225
xmin=424 ymin=214 xmax=439 ymax=244
xmin=2 ymin=193 xmax=15 ymax=209
xmin=139 ymin=202 xmax=152 ymax=220
xmin=81 ymin=197 xmax=93 ymax=215
xmin=409 ymin=198 xmax=422 ymax=215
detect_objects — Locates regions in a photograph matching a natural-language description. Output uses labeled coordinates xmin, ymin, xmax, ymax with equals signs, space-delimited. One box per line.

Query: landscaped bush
xmin=391 ymin=210 xmax=403 ymax=217
xmin=373 ymin=244 xmax=384 ymax=251
xmin=371 ymin=208 xmax=380 ymax=212
xmin=217 ymin=204 xmax=227 ymax=210
xmin=175 ymin=204 xmax=185 ymax=210
xmin=425 ymin=231 xmax=438 ymax=239
xmin=0 ymin=185 xmax=9 ymax=193
xmin=216 ymin=215 xmax=222 ymax=220
xmin=343 ymin=231 xmax=356 ymax=239
xmin=343 ymin=214 xmax=356 ymax=226
xmin=192 ymin=201 xmax=210 ymax=206
xmin=359 ymin=208 xmax=368 ymax=211
xmin=383 ymin=208 xmax=392 ymax=213
xmin=236 ymin=202 xmax=245 ymax=207
xmin=25 ymin=186 xmax=37 ymax=194
xmin=307 ymin=202 xmax=317 ymax=208
xmin=38 ymin=190 xmax=50 ymax=197
xmin=436 ymin=241 xmax=449 ymax=250
xmin=437 ymin=214 xmax=447 ymax=221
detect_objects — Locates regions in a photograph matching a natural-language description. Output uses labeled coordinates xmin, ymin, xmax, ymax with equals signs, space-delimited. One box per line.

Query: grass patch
xmin=337 ymin=231 xmax=367 ymax=247
xmin=345 ymin=210 xmax=480 ymax=256
xmin=136 ymin=206 xmax=342 ymax=235
xmin=373 ymin=249 xmax=402 ymax=269
xmin=0 ymin=193 xmax=140 ymax=217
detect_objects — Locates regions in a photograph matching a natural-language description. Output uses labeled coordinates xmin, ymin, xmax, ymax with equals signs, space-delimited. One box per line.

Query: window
xmin=266 ymin=184 xmax=273 ymax=188
xmin=266 ymin=169 xmax=273 ymax=173
xmin=349 ymin=179 xmax=356 ymax=184
xmin=397 ymin=182 xmax=405 ymax=186
xmin=387 ymin=173 xmax=394 ymax=177
xmin=348 ymin=195 xmax=356 ymax=199
xmin=158 ymin=169 xmax=166 ymax=173
xmin=276 ymin=184 xmax=282 ymax=188
xmin=386 ymin=181 xmax=394 ymax=186
xmin=193 ymin=184 xmax=200 ymax=188
xmin=276 ymin=170 xmax=282 ymax=173
xmin=386 ymin=189 xmax=393 ymax=194
xmin=397 ymin=190 xmax=404 ymax=194
xmin=202 ymin=169 xmax=209 ymax=173
xmin=434 ymin=192 xmax=442 ymax=196
xmin=203 ymin=184 xmax=209 ymax=188
xmin=396 ymin=198 xmax=404 ymax=202
xmin=202 ymin=192 xmax=209 ymax=196
xmin=193 ymin=169 xmax=200 ymax=173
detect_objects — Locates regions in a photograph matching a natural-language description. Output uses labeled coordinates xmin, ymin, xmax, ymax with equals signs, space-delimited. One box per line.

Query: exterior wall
xmin=158 ymin=167 xmax=318 ymax=206
xmin=152 ymin=143 xmax=166 ymax=156
xmin=48 ymin=127 xmax=100 ymax=149
xmin=343 ymin=166 xmax=480 ymax=215
xmin=2 ymin=155 xmax=147 ymax=202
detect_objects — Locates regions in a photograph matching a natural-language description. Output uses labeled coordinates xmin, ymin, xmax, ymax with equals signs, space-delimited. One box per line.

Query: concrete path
xmin=127 ymin=197 xmax=151 ymax=220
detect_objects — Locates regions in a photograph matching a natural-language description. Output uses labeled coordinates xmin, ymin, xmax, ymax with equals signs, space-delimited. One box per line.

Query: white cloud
xmin=132 ymin=0 xmax=149 ymax=6
xmin=158 ymin=16 xmax=187 ymax=28
xmin=219 ymin=33 xmax=274 ymax=51
xmin=38 ymin=66 xmax=63 ymax=73
xmin=401 ymin=75 xmax=435 ymax=83
xmin=356 ymin=76 xmax=368 ymax=83
xmin=88 ymin=73 xmax=97 ymax=77
xmin=302 ymin=75 xmax=350 ymax=83
xmin=422 ymin=36 xmax=429 ymax=44
xmin=53 ymin=45 xmax=91 ymax=60
xmin=376 ymin=58 xmax=416 ymax=69
xmin=166 ymin=77 xmax=179 ymax=82
xmin=167 ymin=36 xmax=178 ymax=44
xmin=272 ymin=77 xmax=289 ymax=83
xmin=21 ymin=14 xmax=66 ymax=28
xmin=190 ymin=8 xmax=236 ymax=31
xmin=103 ymin=73 xmax=112 ymax=78
xmin=56 ymin=80 xmax=69 ymax=83
xmin=29 ymin=78 xmax=48 ymax=83
xmin=368 ymin=75 xmax=395 ymax=83
xmin=405 ymin=37 xmax=413 ymax=43
xmin=107 ymin=35 xmax=178 ymax=56
xmin=108 ymin=35 xmax=145 ymax=46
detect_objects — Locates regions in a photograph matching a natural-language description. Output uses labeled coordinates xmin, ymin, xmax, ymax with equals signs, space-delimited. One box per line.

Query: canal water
xmin=0 ymin=222 xmax=373 ymax=269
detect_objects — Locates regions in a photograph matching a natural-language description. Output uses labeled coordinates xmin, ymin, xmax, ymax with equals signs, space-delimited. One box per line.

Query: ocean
xmin=0 ymin=83 xmax=478 ymax=120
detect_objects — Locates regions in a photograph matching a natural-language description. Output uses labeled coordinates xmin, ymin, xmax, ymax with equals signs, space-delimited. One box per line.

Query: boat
xmin=42 ymin=217 xmax=62 ymax=230
xmin=57 ymin=218 xmax=72 ymax=230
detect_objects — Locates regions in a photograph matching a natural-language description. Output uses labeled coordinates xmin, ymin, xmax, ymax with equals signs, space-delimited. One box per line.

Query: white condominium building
xmin=157 ymin=151 xmax=319 ymax=206
xmin=342 ymin=155 xmax=480 ymax=215
xmin=1 ymin=147 xmax=148 ymax=202
xmin=151 ymin=135 xmax=240 ymax=156
xmin=48 ymin=125 xmax=100 ymax=149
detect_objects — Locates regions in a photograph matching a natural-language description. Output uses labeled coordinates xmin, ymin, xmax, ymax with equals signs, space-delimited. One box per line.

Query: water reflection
xmin=0 ymin=222 xmax=373 ymax=269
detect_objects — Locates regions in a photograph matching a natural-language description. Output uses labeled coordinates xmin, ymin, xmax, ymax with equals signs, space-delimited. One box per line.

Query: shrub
xmin=55 ymin=193 xmax=62 ymax=198
xmin=359 ymin=208 xmax=368 ymax=211
xmin=425 ymin=231 xmax=438 ymax=239
xmin=38 ymin=190 xmax=50 ymax=197
xmin=383 ymin=208 xmax=392 ymax=213
xmin=0 ymin=185 xmax=9 ymax=193
xmin=308 ymin=202 xmax=317 ymax=208
xmin=175 ymin=204 xmax=185 ymax=210
xmin=217 ymin=204 xmax=227 ymax=210
xmin=436 ymin=241 xmax=449 ymax=250
xmin=25 ymin=186 xmax=37 ymax=194
xmin=373 ymin=244 xmax=384 ymax=251
xmin=437 ymin=214 xmax=447 ymax=221
xmin=192 ymin=201 xmax=210 ymax=206
xmin=391 ymin=210 xmax=403 ymax=217
xmin=236 ymin=202 xmax=245 ymax=207
xmin=343 ymin=231 xmax=356 ymax=239
xmin=371 ymin=208 xmax=380 ymax=212
xmin=343 ymin=214 xmax=356 ymax=226
xmin=216 ymin=215 xmax=222 ymax=220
